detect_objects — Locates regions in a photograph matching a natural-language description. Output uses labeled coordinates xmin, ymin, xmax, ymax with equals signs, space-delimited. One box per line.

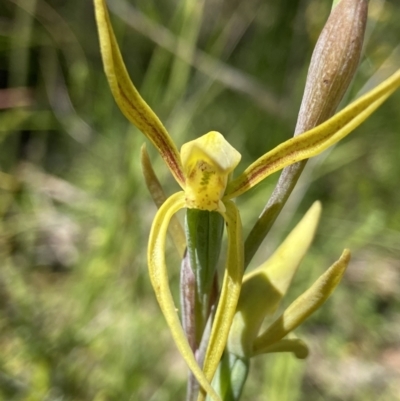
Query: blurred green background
xmin=1 ymin=0 xmax=400 ymax=400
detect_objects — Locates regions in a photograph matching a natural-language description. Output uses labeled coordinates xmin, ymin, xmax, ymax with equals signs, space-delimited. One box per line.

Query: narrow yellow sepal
xmin=181 ymin=132 xmax=241 ymax=211
xmin=93 ymin=0 xmax=185 ymax=188
xmin=147 ymin=192 xmax=221 ymax=401
xmin=227 ymin=201 xmax=321 ymax=357
xmin=197 ymin=201 xmax=244 ymax=401
xmin=225 ymin=70 xmax=400 ymax=199
xmin=253 ymin=249 xmax=351 ymax=354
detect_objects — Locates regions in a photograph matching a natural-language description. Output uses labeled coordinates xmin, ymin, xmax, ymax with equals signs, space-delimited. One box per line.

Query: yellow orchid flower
xmin=94 ymin=0 xmax=400 ymax=399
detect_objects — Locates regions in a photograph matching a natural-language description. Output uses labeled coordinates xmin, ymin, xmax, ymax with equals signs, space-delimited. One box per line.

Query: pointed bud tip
xmin=296 ymin=0 xmax=368 ymax=134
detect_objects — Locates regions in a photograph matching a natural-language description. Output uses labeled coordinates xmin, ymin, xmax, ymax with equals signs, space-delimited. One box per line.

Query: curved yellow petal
xmin=197 ymin=201 xmax=244 ymax=401
xmin=253 ymin=249 xmax=351 ymax=353
xmin=225 ymin=70 xmax=400 ymax=199
xmin=148 ymin=192 xmax=220 ymax=401
xmin=94 ymin=0 xmax=185 ymax=188
xmin=181 ymin=132 xmax=241 ymax=211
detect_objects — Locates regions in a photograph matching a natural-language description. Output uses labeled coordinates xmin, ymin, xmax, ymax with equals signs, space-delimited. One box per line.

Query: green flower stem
xmin=185 ymin=209 xmax=224 ymax=345
xmin=209 ymin=353 xmax=249 ymax=401
xmin=244 ymin=0 xmax=367 ymax=267
xmin=244 ymin=162 xmax=305 ymax=267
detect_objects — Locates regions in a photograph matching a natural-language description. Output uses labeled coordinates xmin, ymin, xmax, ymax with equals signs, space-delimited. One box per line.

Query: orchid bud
xmin=295 ymin=0 xmax=368 ymax=135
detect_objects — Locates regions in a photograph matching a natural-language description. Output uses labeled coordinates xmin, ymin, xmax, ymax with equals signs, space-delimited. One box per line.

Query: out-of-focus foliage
xmin=0 ymin=0 xmax=399 ymax=400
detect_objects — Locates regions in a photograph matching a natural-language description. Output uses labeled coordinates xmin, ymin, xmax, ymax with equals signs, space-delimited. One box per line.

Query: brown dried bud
xmin=295 ymin=0 xmax=368 ymax=135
